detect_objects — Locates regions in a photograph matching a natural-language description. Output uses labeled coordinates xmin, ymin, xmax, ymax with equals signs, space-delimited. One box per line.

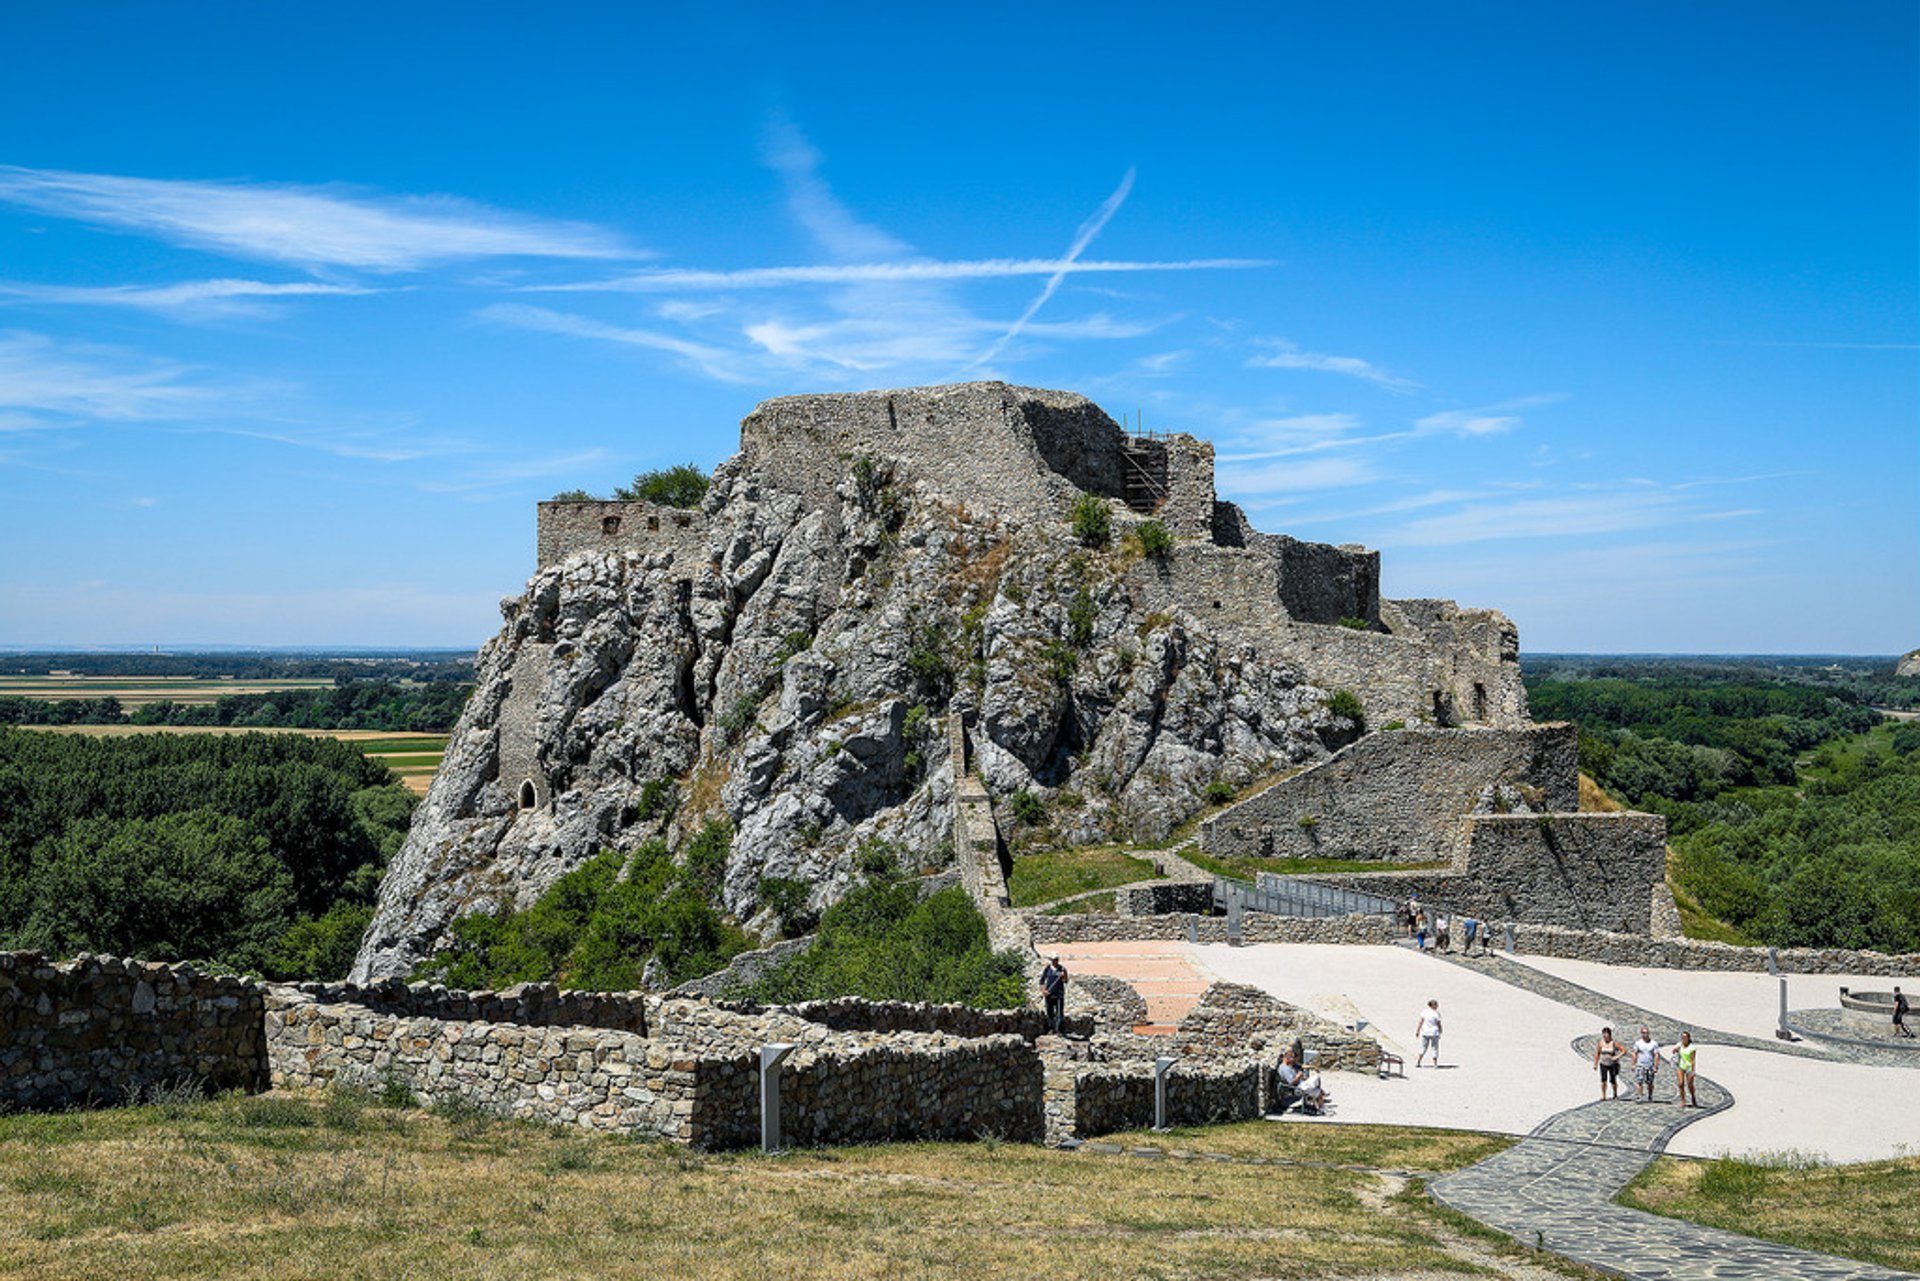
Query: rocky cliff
xmin=353 ymin=383 xmax=1522 ymax=982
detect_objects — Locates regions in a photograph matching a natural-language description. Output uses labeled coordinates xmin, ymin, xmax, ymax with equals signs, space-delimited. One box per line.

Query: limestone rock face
xmin=353 ymin=383 xmax=1518 ymax=982
xmin=1897 ymin=649 xmax=1920 ymax=679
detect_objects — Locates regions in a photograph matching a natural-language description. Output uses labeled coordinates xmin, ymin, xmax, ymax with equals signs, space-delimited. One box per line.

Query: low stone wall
xmin=1074 ymin=975 xmax=1148 ymax=1029
xmin=1048 ymin=1054 xmax=1264 ymax=1141
xmin=267 ymin=987 xmax=1046 ymax=1150
xmin=749 ymin=996 xmax=1092 ymax=1040
xmin=1174 ymin=982 xmax=1380 ymax=1073
xmin=1030 ymin=911 xmax=1397 ymax=947
xmin=0 ymin=952 xmax=265 ymax=1109
xmin=1200 ymin=725 xmax=1578 ymax=863
xmin=281 ymin=977 xmax=649 ymax=1032
xmin=1507 ymin=925 xmax=1920 ymax=977
xmin=1121 ymin=881 xmax=1214 ymax=916
xmin=267 ymin=989 xmax=717 ymax=1141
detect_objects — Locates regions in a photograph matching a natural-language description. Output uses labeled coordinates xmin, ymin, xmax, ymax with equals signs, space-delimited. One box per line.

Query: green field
xmin=0 ymin=675 xmax=336 ymax=707
xmin=24 ymin=724 xmax=447 ymax=793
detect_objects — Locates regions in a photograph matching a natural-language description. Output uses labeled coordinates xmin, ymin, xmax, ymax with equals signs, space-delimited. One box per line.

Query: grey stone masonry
xmin=1504 ymin=923 xmax=1920 ymax=977
xmin=1310 ymin=812 xmax=1670 ymax=934
xmin=536 ymin=499 xmax=710 ymax=571
xmin=0 ymin=951 xmax=265 ymax=1108
xmin=1201 ymin=724 xmax=1580 ymax=863
xmin=1174 ymin=982 xmax=1381 ymax=1072
xmin=1029 ymin=910 xmax=1398 ymax=947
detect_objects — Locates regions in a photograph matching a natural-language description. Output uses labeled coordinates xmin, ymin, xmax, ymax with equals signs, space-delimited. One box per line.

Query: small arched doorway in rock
xmin=518 ymin=779 xmax=537 ymax=810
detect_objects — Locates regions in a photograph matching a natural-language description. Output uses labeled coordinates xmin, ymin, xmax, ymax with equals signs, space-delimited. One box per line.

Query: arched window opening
xmin=518 ymin=780 xmax=537 ymax=810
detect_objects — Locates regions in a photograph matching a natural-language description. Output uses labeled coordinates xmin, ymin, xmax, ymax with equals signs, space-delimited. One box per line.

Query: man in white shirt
xmin=1631 ymin=1026 xmax=1661 ymax=1102
xmin=1414 ymin=999 xmax=1443 ymax=1067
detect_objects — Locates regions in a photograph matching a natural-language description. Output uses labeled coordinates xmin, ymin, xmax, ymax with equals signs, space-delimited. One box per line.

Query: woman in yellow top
xmin=1666 ymin=1031 xmax=1698 ymax=1107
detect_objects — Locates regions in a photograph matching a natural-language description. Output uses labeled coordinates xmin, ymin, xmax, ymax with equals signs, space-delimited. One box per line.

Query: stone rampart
xmin=1046 ymin=1053 xmax=1264 ymax=1141
xmin=1200 ymin=725 xmax=1579 ymax=862
xmin=536 ymin=499 xmax=710 ymax=571
xmin=1310 ymin=812 xmax=1669 ymax=934
xmin=0 ymin=952 xmax=265 ymax=1109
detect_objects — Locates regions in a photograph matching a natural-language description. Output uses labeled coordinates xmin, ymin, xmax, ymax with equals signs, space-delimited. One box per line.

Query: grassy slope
xmin=1620 ymin=1153 xmax=1920 ymax=1273
xmin=1006 ymin=847 xmax=1160 ymax=907
xmin=0 ymin=1094 xmax=1534 ymax=1281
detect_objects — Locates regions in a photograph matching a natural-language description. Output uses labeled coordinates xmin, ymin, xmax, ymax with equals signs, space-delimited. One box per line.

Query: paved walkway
xmin=1430 ymin=1041 xmax=1917 ymax=1280
xmin=1047 ymin=940 xmax=1211 ymax=1031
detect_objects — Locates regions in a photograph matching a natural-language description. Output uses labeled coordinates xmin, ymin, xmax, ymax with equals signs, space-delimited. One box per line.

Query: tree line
xmin=0 ymin=680 xmax=472 ymax=732
xmin=0 ymin=729 xmax=412 ymax=978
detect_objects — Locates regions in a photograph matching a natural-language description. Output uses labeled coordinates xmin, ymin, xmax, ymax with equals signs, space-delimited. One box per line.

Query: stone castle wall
xmin=1309 ymin=812 xmax=1669 ymax=934
xmin=536 ymin=500 xmax=710 ymax=571
xmin=1174 ymin=982 xmax=1381 ymax=1072
xmin=1029 ymin=911 xmax=1398 ymax=947
xmin=278 ymin=977 xmax=649 ymax=1032
xmin=1201 ymin=725 xmax=1580 ymax=862
xmin=0 ymin=952 xmax=265 ymax=1109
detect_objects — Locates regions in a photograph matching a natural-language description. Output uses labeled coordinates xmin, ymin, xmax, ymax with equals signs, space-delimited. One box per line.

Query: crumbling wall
xmin=1200 ymin=725 xmax=1579 ymax=862
xmin=1174 ymin=982 xmax=1380 ymax=1072
xmin=0 ymin=952 xmax=265 ymax=1108
xmin=536 ymin=500 xmax=709 ymax=570
xmin=1385 ymin=598 xmax=1527 ymax=726
xmin=1158 ymin=436 xmax=1217 ymax=537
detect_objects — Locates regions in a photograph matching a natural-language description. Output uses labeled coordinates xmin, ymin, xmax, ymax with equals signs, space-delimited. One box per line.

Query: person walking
xmin=1593 ymin=1027 xmax=1625 ymax=1100
xmin=1894 ymin=986 xmax=1914 ymax=1039
xmin=1666 ymin=1031 xmax=1699 ymax=1107
xmin=1040 ymin=956 xmax=1068 ymax=1034
xmin=1461 ymin=915 xmax=1480 ymax=955
xmin=1413 ymin=911 xmax=1429 ymax=952
xmin=1631 ymin=1026 xmax=1661 ymax=1102
xmin=1434 ymin=912 xmax=1451 ymax=953
xmin=1414 ymin=999 xmax=1443 ymax=1067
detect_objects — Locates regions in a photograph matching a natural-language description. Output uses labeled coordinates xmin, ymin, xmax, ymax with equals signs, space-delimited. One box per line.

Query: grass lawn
xmin=1007 ymin=847 xmax=1160 ymax=907
xmin=1181 ymin=849 xmax=1451 ymax=883
xmin=1619 ymin=1152 xmax=1920 ymax=1273
xmin=1801 ymin=720 xmax=1904 ymax=783
xmin=1098 ymin=1120 xmax=1513 ymax=1173
xmin=0 ymin=1092 xmax=1556 ymax=1281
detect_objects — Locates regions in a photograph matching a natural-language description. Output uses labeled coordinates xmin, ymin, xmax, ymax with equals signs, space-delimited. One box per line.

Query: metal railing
xmin=1211 ymin=875 xmax=1401 ymax=920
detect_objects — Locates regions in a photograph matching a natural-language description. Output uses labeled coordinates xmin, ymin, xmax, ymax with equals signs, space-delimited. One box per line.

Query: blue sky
xmin=1 ymin=3 xmax=1913 ymax=653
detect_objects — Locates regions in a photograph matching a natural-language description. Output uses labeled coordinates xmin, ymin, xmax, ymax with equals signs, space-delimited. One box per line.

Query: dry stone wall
xmin=1174 ymin=982 xmax=1380 ymax=1072
xmin=1030 ymin=910 xmax=1398 ymax=947
xmin=278 ymin=977 xmax=649 ymax=1031
xmin=0 ymin=952 xmax=265 ymax=1109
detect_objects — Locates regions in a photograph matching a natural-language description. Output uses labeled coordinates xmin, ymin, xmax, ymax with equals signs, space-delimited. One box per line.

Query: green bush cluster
xmin=415 ymin=823 xmax=749 ymax=991
xmin=1067 ymin=586 xmax=1098 ymax=648
xmin=1069 ymin=493 xmax=1111 ymax=548
xmin=1008 ymin=790 xmax=1047 ymax=826
xmin=0 ymin=728 xmax=411 ymax=977
xmin=1135 ymin=519 xmax=1174 ymax=558
xmin=613 ymin=464 xmax=710 ymax=509
xmin=1326 ymin=689 xmax=1365 ymax=727
xmin=725 ymin=881 xmax=1025 ymax=1008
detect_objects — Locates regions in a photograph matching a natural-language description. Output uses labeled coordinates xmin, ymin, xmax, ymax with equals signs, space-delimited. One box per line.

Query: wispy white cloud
xmin=0 ymin=277 xmax=377 ymax=318
xmin=0 ymin=166 xmax=636 ymax=272
xmin=545 ymin=255 xmax=1268 ymax=293
xmin=1414 ymin=394 xmax=1565 ymax=438
xmin=0 ymin=330 xmax=228 ymax=425
xmin=1218 ymin=454 xmax=1381 ymax=500
xmin=1248 ymin=338 xmax=1416 ymax=389
xmin=762 ymin=117 xmax=912 ymax=262
xmin=419 ymin=447 xmax=613 ymax=496
xmin=1388 ymin=488 xmax=1703 ymax=546
xmin=477 ymin=303 xmax=745 ymax=381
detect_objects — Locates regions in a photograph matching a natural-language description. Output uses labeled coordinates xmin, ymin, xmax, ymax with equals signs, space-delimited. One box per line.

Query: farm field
xmin=0 ymin=674 xmax=336 ymax=707
xmin=27 ymin=724 xmax=447 ymax=793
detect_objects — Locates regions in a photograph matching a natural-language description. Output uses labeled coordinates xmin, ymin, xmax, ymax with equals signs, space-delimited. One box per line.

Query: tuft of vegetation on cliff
xmin=0 ymin=728 xmax=411 ymax=977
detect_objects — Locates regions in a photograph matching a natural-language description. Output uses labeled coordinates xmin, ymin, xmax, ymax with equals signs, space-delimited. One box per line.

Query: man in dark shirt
xmin=1040 ymin=956 xmax=1068 ymax=1034
xmin=1895 ymin=986 xmax=1913 ymax=1039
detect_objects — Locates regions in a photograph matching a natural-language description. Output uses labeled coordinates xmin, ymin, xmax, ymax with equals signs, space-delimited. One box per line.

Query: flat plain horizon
xmin=1 ymin=4 xmax=1913 ymax=654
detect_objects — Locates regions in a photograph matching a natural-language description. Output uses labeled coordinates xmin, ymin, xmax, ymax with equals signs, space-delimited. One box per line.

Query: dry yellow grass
xmin=0 ymin=1094 xmax=1534 ymax=1281
xmin=1100 ymin=1120 xmax=1513 ymax=1171
xmin=0 ymin=676 xmax=335 ymax=707
xmin=1577 ymin=773 xmax=1625 ymax=812
xmin=27 ymin=725 xmax=428 ymax=742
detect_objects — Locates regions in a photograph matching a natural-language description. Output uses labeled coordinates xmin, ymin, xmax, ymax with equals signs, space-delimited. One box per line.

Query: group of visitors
xmin=1591 ymin=1025 xmax=1699 ymax=1105
xmin=1398 ymin=895 xmax=1493 ymax=956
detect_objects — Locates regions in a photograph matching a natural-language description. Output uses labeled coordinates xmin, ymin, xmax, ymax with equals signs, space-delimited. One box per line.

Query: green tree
xmin=615 ymin=464 xmax=709 ymax=509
